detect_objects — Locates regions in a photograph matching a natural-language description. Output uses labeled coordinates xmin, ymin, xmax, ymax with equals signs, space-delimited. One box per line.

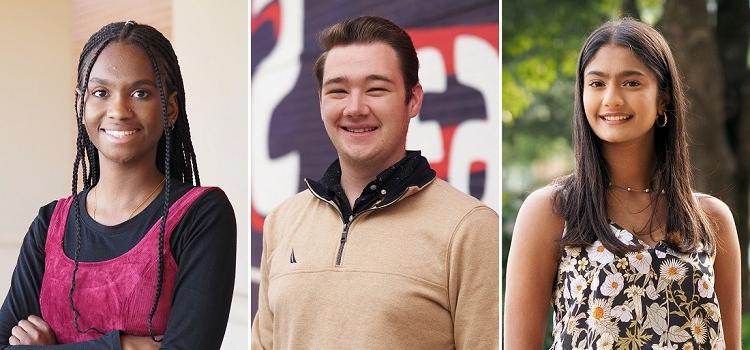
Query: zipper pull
xmin=341 ymin=219 xmax=352 ymax=243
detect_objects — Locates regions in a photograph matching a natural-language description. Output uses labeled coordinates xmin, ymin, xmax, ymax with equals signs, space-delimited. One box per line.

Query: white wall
xmin=0 ymin=2 xmax=74 ymax=282
xmin=172 ymin=2 xmax=249 ymax=349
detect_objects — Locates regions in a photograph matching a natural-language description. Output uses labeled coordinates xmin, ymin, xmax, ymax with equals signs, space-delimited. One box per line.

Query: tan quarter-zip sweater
xmin=251 ymin=178 xmax=499 ymax=349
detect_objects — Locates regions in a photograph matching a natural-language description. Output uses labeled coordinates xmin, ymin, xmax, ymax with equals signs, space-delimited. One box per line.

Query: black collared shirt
xmin=306 ymin=151 xmax=436 ymax=223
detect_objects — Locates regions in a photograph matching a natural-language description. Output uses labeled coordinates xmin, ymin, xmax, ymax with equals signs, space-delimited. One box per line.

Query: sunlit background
xmin=503 ymin=0 xmax=750 ymax=347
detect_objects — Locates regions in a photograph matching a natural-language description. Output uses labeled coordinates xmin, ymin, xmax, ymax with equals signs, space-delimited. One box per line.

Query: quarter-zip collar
xmin=305 ymin=150 xmax=436 ymax=222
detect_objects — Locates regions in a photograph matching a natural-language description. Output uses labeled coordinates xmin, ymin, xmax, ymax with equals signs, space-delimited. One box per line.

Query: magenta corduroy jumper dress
xmin=39 ymin=187 xmax=213 ymax=343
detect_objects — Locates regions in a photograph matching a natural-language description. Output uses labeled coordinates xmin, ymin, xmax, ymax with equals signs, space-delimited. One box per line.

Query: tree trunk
xmin=661 ymin=0 xmax=744 ymax=307
xmin=621 ymin=0 xmax=641 ymax=20
xmin=717 ymin=0 xmax=750 ymax=313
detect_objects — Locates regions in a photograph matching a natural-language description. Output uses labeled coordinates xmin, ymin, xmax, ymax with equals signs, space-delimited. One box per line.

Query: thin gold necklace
xmin=92 ymin=178 xmax=165 ymax=221
xmin=608 ymin=181 xmax=666 ymax=194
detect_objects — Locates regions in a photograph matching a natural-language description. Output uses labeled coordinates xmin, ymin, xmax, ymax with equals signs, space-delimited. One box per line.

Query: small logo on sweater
xmin=290 ymin=249 xmax=297 ymax=263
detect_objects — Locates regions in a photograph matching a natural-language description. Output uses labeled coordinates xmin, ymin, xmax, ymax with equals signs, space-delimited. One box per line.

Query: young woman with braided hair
xmin=0 ymin=21 xmax=236 ymax=349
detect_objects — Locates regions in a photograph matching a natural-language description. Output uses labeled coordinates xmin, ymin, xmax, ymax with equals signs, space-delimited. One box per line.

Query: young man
xmin=251 ymin=16 xmax=498 ymax=349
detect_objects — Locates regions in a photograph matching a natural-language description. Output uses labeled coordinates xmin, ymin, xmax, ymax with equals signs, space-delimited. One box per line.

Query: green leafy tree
xmin=503 ymin=0 xmax=750 ymax=346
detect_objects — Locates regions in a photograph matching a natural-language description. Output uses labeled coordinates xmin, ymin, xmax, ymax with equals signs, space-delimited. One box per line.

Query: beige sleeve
xmin=447 ymin=206 xmax=499 ymax=350
xmin=251 ymin=212 xmax=275 ymax=349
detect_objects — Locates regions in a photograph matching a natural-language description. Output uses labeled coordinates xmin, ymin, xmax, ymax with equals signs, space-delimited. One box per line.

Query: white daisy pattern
xmin=626 ymin=250 xmax=652 ymax=275
xmin=690 ymin=316 xmax=708 ymax=344
xmin=702 ymin=303 xmax=721 ymax=322
xmin=611 ymin=304 xmax=633 ymax=322
xmin=570 ymin=274 xmax=587 ymax=299
xmin=587 ymin=240 xmax=615 ymax=264
xmin=595 ymin=332 xmax=615 ymax=350
xmin=652 ymin=345 xmax=677 ymax=350
xmin=600 ymin=273 xmax=624 ymax=296
xmin=612 ymin=225 xmax=634 ymax=244
xmin=697 ymin=274 xmax=714 ymax=298
xmin=560 ymin=256 xmax=576 ymax=272
xmin=550 ymin=223 xmax=723 ymax=349
xmin=587 ymin=298 xmax=611 ymax=328
xmin=659 ymin=259 xmax=688 ymax=282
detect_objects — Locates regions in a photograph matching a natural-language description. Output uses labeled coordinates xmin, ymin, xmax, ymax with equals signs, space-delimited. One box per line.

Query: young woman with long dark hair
xmin=0 ymin=21 xmax=236 ymax=349
xmin=504 ymin=18 xmax=740 ymax=349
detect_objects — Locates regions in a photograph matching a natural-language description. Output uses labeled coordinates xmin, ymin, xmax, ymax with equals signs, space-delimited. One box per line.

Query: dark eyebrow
xmin=88 ymin=77 xmax=111 ymax=86
xmin=323 ymin=74 xmax=396 ymax=87
xmin=323 ymin=77 xmax=347 ymax=87
xmin=365 ymin=74 xmax=395 ymax=84
xmin=131 ymin=79 xmax=158 ymax=88
xmin=88 ymin=77 xmax=158 ymax=88
xmin=585 ymin=70 xmax=647 ymax=78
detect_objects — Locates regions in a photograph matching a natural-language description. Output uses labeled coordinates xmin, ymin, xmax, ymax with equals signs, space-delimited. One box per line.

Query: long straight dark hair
xmin=70 ymin=21 xmax=200 ymax=340
xmin=553 ymin=18 xmax=715 ymax=255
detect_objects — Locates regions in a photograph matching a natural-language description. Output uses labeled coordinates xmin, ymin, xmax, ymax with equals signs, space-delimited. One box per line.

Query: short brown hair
xmin=314 ymin=16 xmax=419 ymax=103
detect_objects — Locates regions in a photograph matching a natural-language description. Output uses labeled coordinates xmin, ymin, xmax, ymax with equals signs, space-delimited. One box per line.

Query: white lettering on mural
xmin=409 ymin=36 xmax=499 ymax=210
xmin=252 ymin=0 xmax=304 ymax=215
xmin=408 ymin=47 xmax=446 ymax=164
xmin=452 ymin=35 xmax=499 ymax=210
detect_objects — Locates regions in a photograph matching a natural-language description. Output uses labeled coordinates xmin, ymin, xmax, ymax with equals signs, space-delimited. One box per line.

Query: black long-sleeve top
xmin=0 ymin=182 xmax=237 ymax=349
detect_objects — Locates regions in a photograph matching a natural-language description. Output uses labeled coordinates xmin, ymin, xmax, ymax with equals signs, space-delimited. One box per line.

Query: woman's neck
xmin=602 ymin=137 xmax=656 ymax=189
xmin=88 ymin=159 xmax=165 ymax=225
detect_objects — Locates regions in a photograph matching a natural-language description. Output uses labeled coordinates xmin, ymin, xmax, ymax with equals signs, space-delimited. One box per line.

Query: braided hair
xmin=70 ymin=21 xmax=199 ymax=341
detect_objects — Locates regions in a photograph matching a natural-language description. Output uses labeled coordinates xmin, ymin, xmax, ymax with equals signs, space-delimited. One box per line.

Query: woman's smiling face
xmin=83 ymin=42 xmax=176 ymax=167
xmin=583 ymin=44 xmax=664 ymax=145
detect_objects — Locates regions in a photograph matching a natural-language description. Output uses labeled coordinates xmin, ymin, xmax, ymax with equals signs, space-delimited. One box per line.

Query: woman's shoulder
xmin=521 ymin=185 xmax=563 ymax=215
xmin=692 ymin=192 xmax=731 ymax=217
xmin=692 ymin=192 xmax=736 ymax=238
xmin=169 ymin=181 xmax=231 ymax=207
xmin=186 ymin=185 xmax=233 ymax=213
xmin=515 ymin=185 xmax=565 ymax=239
xmin=32 ymin=198 xmax=63 ymax=224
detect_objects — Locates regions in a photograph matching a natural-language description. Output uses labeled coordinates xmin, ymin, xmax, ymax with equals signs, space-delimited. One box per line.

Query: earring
xmin=657 ymin=112 xmax=667 ymax=127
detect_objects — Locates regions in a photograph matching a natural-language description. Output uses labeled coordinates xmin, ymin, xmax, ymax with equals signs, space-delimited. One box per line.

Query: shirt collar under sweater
xmin=305 ymin=150 xmax=436 ymax=222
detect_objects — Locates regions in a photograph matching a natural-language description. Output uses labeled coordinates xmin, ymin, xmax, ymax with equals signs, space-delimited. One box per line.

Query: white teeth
xmin=104 ymin=129 xmax=137 ymax=138
xmin=602 ymin=115 xmax=631 ymax=121
xmin=346 ymin=127 xmax=376 ymax=133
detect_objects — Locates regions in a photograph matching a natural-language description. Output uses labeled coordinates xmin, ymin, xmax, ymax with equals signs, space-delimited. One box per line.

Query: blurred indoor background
xmin=0 ymin=1 xmax=248 ymax=348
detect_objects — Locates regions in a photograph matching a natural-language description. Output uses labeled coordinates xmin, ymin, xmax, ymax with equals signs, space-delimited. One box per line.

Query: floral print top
xmin=550 ymin=223 xmax=725 ymax=350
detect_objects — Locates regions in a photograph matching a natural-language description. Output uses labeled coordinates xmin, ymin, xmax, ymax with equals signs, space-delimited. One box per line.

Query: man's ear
xmin=168 ymin=91 xmax=179 ymax=126
xmin=407 ymin=83 xmax=424 ymax=119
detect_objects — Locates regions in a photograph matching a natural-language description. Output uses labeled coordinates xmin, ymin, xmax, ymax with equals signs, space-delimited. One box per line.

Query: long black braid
xmin=69 ymin=21 xmax=200 ymax=341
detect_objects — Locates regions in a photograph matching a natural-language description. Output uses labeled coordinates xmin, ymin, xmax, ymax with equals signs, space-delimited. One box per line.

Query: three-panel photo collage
xmin=1 ymin=0 xmax=747 ymax=349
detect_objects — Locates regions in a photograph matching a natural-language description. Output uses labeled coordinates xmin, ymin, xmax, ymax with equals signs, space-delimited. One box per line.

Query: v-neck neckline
xmin=609 ymin=220 xmax=666 ymax=250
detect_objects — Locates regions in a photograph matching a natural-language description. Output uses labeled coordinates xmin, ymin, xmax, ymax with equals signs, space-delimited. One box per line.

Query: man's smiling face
xmin=319 ymin=42 xmax=422 ymax=171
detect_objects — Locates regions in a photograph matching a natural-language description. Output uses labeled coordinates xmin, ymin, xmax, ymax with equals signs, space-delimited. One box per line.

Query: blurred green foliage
xmin=502 ymin=0 xmax=750 ymax=348
xmin=501 ymin=0 xmax=667 ymax=347
xmin=501 ymin=0 xmax=614 ymax=265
